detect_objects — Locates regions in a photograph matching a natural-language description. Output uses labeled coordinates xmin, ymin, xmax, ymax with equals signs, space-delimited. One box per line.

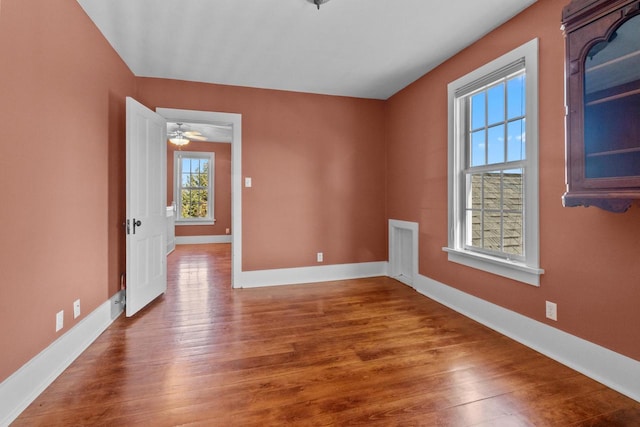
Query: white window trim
xmin=443 ymin=38 xmax=543 ymax=286
xmin=174 ymin=151 xmax=215 ymax=225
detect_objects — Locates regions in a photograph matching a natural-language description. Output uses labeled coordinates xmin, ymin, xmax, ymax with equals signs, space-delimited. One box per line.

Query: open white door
xmin=125 ymin=97 xmax=167 ymax=317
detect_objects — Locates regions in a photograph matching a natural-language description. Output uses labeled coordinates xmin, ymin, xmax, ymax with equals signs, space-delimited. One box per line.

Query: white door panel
xmin=126 ymin=97 xmax=167 ymax=317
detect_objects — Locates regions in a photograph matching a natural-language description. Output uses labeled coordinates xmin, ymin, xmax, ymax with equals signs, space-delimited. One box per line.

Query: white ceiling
xmin=77 ymin=0 xmax=537 ymax=100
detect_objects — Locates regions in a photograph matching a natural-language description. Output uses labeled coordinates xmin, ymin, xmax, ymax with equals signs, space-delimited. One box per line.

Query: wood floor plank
xmin=13 ymin=243 xmax=640 ymax=426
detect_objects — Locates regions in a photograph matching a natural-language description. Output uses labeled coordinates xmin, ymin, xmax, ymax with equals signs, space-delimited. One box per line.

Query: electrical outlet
xmin=244 ymin=177 xmax=252 ymax=187
xmin=73 ymin=299 xmax=81 ymax=319
xmin=317 ymin=252 xmax=323 ymax=263
xmin=545 ymin=301 xmax=557 ymax=321
xmin=56 ymin=310 xmax=64 ymax=332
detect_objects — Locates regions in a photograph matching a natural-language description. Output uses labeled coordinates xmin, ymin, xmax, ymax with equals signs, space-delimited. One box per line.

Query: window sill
xmin=442 ymin=247 xmax=543 ymax=286
xmin=176 ymin=219 xmax=216 ymax=226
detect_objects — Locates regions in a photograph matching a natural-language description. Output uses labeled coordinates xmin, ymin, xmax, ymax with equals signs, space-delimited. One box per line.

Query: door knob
xmin=133 ymin=219 xmax=142 ymax=234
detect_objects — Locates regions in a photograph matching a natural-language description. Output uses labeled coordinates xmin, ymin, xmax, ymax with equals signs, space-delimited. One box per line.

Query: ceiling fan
xmin=167 ymin=122 xmax=207 ymax=146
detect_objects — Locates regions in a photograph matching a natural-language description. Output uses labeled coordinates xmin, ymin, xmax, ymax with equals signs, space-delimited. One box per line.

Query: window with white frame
xmin=174 ymin=151 xmax=215 ymax=224
xmin=444 ymin=39 xmax=543 ymax=286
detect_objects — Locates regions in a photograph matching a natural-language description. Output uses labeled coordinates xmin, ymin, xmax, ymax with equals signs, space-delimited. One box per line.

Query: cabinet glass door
xmin=583 ymin=14 xmax=640 ymax=179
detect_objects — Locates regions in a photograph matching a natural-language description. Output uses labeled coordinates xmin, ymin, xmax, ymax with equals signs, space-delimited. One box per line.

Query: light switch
xmin=245 ymin=177 xmax=252 ymax=187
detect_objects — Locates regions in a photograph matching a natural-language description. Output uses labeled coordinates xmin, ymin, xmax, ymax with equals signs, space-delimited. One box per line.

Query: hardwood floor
xmin=14 ymin=244 xmax=640 ymax=426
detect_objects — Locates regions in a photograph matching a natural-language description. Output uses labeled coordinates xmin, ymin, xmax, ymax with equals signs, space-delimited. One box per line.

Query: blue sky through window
xmin=181 ymin=158 xmax=209 ymax=187
xmin=469 ymin=73 xmax=526 ymax=168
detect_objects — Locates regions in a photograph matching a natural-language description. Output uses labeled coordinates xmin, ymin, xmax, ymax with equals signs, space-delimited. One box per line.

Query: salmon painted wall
xmin=137 ymin=79 xmax=388 ymax=271
xmin=386 ymin=0 xmax=640 ymax=361
xmin=167 ymin=141 xmax=232 ymax=237
xmin=0 ymin=0 xmax=135 ymax=381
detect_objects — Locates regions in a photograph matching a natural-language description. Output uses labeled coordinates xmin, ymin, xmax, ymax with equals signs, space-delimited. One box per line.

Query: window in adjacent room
xmin=444 ymin=38 xmax=543 ymax=286
xmin=174 ymin=151 xmax=215 ymax=224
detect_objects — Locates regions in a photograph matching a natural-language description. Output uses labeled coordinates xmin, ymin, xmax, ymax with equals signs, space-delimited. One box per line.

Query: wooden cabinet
xmin=562 ymin=0 xmax=640 ymax=212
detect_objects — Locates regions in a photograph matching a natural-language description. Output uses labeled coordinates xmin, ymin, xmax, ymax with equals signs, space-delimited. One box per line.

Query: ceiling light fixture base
xmin=307 ymin=0 xmax=330 ymax=10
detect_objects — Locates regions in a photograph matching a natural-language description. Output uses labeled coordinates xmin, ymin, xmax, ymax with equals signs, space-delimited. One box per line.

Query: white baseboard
xmin=176 ymin=235 xmax=232 ymax=245
xmin=390 ymin=273 xmax=414 ymax=287
xmin=236 ymin=261 xmax=389 ymax=288
xmin=413 ymin=274 xmax=640 ymax=403
xmin=0 ymin=290 xmax=125 ymax=426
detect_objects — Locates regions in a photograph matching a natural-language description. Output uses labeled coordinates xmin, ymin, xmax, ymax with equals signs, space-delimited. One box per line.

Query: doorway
xmin=156 ymin=108 xmax=242 ymax=288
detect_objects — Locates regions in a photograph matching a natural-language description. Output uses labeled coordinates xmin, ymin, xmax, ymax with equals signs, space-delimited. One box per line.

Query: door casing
xmin=156 ymin=108 xmax=242 ymax=288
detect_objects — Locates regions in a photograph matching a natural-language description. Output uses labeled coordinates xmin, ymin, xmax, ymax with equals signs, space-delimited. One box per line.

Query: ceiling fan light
xmin=169 ymin=137 xmax=190 ymax=146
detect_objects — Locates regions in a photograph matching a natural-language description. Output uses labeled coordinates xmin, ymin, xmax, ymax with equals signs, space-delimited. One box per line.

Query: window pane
xmin=471 ymin=92 xmax=486 ymax=131
xmin=487 ymin=83 xmax=505 ymax=125
xmin=467 ymin=173 xmax=483 ymax=209
xmin=193 ymin=189 xmax=208 ymax=217
xmin=507 ymin=74 xmax=525 ymax=119
xmin=483 ymin=172 xmax=502 ymax=210
xmin=507 ymin=119 xmax=526 ymax=162
xmin=503 ymin=169 xmax=523 ymax=212
xmin=470 ymin=210 xmax=482 ymax=249
xmin=503 ymin=212 xmax=523 ymax=256
xmin=181 ymin=188 xmax=208 ymax=219
xmin=471 ymin=130 xmax=486 ymax=167
xmin=483 ymin=211 xmax=502 ymax=251
xmin=181 ymin=189 xmax=192 ymax=218
xmin=191 ymin=173 xmax=201 ymax=188
xmin=487 ymin=125 xmax=505 ymax=164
